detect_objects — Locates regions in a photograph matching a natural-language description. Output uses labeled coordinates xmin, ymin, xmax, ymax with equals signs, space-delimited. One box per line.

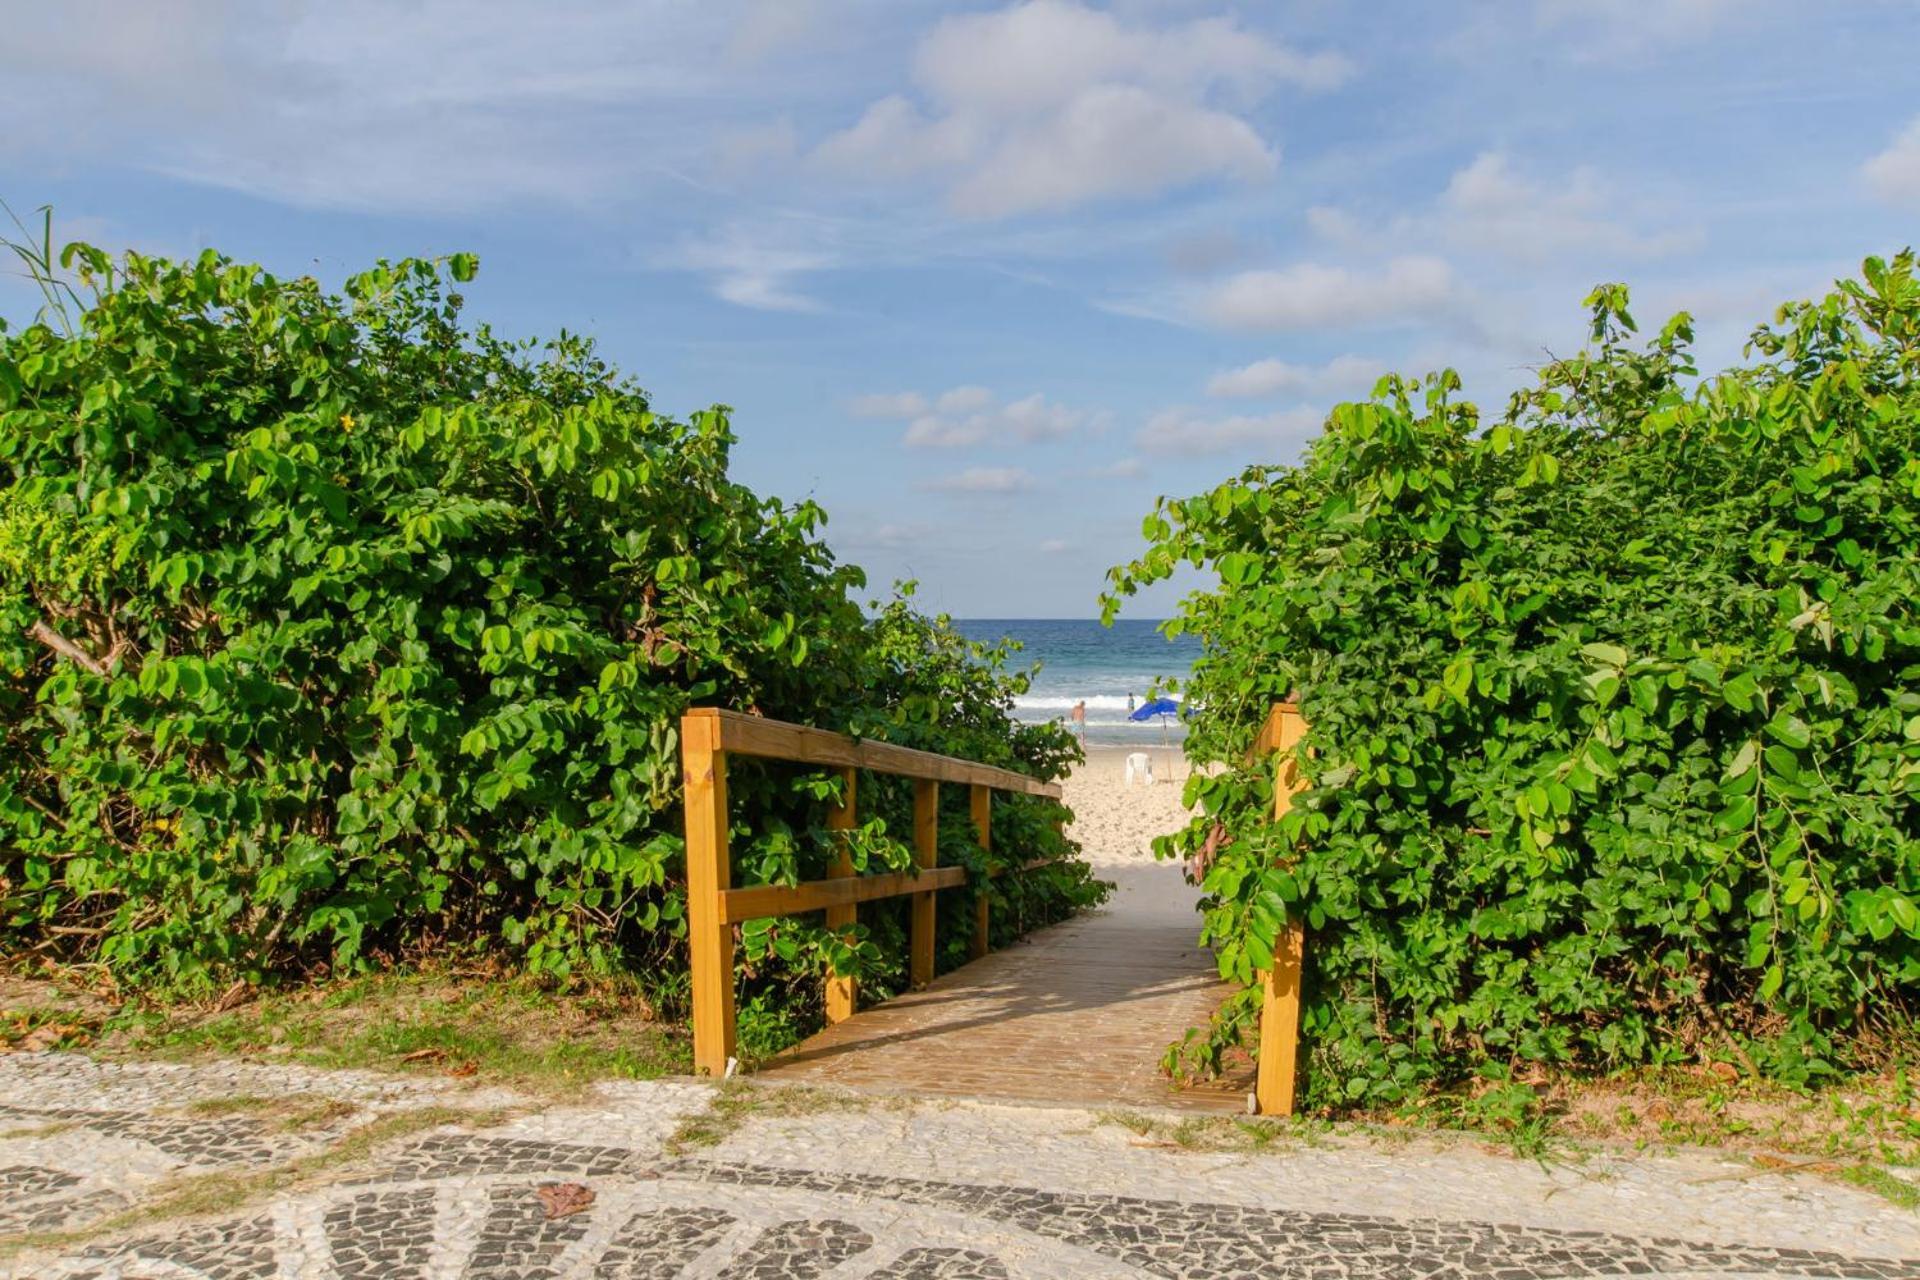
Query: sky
xmin=3 ymin=0 xmax=1918 ymax=617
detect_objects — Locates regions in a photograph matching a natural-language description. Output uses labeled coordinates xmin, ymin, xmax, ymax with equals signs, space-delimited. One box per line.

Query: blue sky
xmin=4 ymin=0 xmax=1918 ymax=617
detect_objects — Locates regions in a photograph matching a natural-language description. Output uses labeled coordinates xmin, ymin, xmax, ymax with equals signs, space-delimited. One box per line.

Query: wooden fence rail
xmin=681 ymin=707 xmax=1064 ymax=1079
xmin=1250 ymin=701 xmax=1310 ymax=1116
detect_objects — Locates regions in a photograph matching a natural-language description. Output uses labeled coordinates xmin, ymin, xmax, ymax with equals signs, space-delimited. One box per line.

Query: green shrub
xmin=1107 ymin=254 xmax=1920 ymax=1107
xmin=0 ymin=234 xmax=1095 ymax=1013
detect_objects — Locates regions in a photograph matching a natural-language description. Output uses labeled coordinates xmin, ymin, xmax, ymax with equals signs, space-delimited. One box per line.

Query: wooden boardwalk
xmin=756 ymin=863 xmax=1253 ymax=1112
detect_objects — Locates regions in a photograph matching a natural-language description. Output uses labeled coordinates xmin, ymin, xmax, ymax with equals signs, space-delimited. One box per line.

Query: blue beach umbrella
xmin=1128 ymin=697 xmax=1183 ymax=783
xmin=1128 ymin=697 xmax=1181 ymax=721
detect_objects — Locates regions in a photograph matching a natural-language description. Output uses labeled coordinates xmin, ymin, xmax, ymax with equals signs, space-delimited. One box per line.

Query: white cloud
xmin=1865 ymin=118 xmax=1920 ymax=208
xmin=947 ymin=85 xmax=1274 ymax=219
xmin=839 ymin=521 xmax=934 ymax=551
xmin=812 ymin=0 xmax=1347 ymax=218
xmin=1038 ymin=538 xmax=1074 ymax=553
xmin=936 ymin=385 xmax=993 ymax=412
xmin=674 ymin=226 xmax=833 ymax=312
xmin=873 ymin=387 xmax=1108 ymax=448
xmin=727 ymin=0 xmax=828 ymax=64
xmin=912 ymin=0 xmax=1349 ymax=111
xmin=711 ymin=117 xmax=800 ymax=179
xmin=923 ymin=466 xmax=1037 ymax=493
xmin=1308 ymin=152 xmax=1699 ymax=268
xmin=1092 ymin=456 xmax=1146 ymax=478
xmin=1437 ymin=152 xmax=1699 ymax=261
xmin=1139 ymin=405 xmax=1325 ymax=457
xmin=0 ymin=1 xmax=812 ymax=213
xmin=850 ymin=391 xmax=930 ymax=418
xmin=1533 ymin=0 xmax=1739 ymax=53
xmin=1199 ymin=257 xmax=1457 ymax=332
xmin=1206 ymin=353 xmax=1385 ymax=399
xmin=813 ymin=96 xmax=976 ymax=179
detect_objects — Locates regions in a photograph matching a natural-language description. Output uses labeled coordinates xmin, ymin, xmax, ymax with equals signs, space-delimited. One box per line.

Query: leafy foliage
xmin=1107 ymin=255 xmax=1920 ymax=1107
xmin=0 ymin=235 xmax=1095 ymax=1018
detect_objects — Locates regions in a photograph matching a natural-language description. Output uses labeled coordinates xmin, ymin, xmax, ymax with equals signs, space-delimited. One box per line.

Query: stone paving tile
xmin=8 ymin=1052 xmax=1916 ymax=1280
xmin=756 ymin=866 xmax=1253 ymax=1112
xmin=0 ymin=1051 xmax=521 ymax=1113
xmin=5 ymin=1052 xmax=1918 ymax=1278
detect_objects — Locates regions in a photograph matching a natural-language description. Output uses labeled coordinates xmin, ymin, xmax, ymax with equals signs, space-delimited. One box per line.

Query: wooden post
xmin=910 ymin=779 xmax=939 ymax=988
xmin=969 ymin=785 xmax=991 ymax=960
xmin=1256 ymin=702 xmax=1309 ymax=1117
xmin=683 ymin=712 xmax=736 ymax=1079
xmin=824 ymin=767 xmax=858 ymax=1023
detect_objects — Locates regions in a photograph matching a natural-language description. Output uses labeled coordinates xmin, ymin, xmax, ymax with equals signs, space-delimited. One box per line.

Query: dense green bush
xmin=1107 ymin=254 xmax=1920 ymax=1107
xmin=0 ymin=233 xmax=1093 ymax=1016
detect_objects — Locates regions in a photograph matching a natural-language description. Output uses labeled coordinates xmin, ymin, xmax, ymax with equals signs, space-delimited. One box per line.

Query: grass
xmin=14 ymin=968 xmax=691 ymax=1100
xmin=1106 ymin=1066 xmax=1920 ymax=1208
xmin=665 ymin=1080 xmax=885 ymax=1153
xmin=182 ymin=1094 xmax=359 ymax=1132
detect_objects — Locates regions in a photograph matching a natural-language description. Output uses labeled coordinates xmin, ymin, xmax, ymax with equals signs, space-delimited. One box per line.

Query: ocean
xmin=953 ymin=619 xmax=1199 ymax=746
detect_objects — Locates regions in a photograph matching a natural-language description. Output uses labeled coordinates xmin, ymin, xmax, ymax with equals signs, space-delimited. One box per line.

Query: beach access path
xmin=753 ymin=862 xmax=1253 ymax=1111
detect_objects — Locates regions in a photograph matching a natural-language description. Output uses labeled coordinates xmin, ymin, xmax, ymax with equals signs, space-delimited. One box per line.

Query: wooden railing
xmin=1250 ymin=701 xmax=1309 ymax=1116
xmin=681 ymin=707 xmax=1065 ymax=1079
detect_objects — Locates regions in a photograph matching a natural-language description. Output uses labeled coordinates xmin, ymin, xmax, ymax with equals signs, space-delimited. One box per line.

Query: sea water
xmin=953 ymin=618 xmax=1198 ymax=746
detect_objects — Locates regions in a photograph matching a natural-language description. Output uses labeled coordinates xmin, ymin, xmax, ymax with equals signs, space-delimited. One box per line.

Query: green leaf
xmin=1765 ymin=712 xmax=1811 ymax=750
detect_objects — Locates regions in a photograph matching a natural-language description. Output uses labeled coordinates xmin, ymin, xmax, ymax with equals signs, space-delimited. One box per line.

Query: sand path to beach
xmin=750 ymin=745 xmax=1247 ymax=1111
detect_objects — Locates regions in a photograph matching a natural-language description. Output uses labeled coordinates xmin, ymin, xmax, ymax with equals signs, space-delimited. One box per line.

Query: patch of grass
xmin=0 ymin=1006 xmax=100 ymax=1053
xmin=89 ymin=970 xmax=688 ymax=1099
xmin=1833 ymin=1164 xmax=1920 ymax=1212
xmin=182 ymin=1095 xmax=359 ymax=1132
xmin=665 ymin=1081 xmax=883 ymax=1153
xmin=1094 ymin=1109 xmax=1344 ymax=1155
xmin=0 ymin=1120 xmax=78 ymax=1141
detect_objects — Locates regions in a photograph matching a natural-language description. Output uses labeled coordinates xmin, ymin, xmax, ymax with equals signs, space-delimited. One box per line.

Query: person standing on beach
xmin=1070 ymin=699 xmax=1087 ymax=743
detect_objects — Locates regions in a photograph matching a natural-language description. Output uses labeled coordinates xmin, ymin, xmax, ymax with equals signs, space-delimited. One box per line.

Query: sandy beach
xmin=1062 ymin=744 xmax=1200 ymax=866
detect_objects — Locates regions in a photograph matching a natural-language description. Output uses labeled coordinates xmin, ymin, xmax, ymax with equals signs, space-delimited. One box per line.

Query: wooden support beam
xmin=910 ymin=779 xmax=938 ymax=989
xmin=969 ymin=785 xmax=991 ymax=960
xmin=683 ymin=712 xmax=736 ymax=1079
xmin=685 ymin=708 xmax=1061 ymax=798
xmin=720 ymin=865 xmax=966 ymax=924
xmin=1255 ymin=702 xmax=1309 ymax=1117
xmin=824 ymin=767 xmax=857 ymax=1024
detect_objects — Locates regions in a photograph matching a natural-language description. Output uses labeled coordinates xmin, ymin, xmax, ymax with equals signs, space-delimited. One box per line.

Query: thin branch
xmin=28 ymin=620 xmax=109 ymax=676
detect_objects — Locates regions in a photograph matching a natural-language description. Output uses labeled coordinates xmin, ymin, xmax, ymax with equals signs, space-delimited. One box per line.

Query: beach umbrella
xmin=1128 ymin=698 xmax=1182 ymax=783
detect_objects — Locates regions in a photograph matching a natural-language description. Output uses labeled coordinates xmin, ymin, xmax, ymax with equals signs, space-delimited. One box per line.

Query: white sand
xmin=1061 ymin=745 xmax=1199 ymax=866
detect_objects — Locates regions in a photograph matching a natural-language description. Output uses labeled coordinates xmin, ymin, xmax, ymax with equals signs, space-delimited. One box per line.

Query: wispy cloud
xmin=1206 ymin=353 xmax=1385 ymax=399
xmin=1310 ymin=152 xmax=1701 ymax=267
xmin=1139 ymin=405 xmax=1324 ymax=457
xmin=857 ymin=385 xmax=1108 ymax=448
xmin=1198 ymin=256 xmax=1457 ymax=332
xmin=1865 ymin=117 xmax=1920 ymax=209
xmin=922 ymin=465 xmax=1038 ymax=493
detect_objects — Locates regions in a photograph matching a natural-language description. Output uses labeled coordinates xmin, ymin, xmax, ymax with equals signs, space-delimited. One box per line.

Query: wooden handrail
xmin=1250 ymin=700 xmax=1309 ymax=1118
xmin=685 ymin=707 xmax=1061 ymax=797
xmin=720 ymin=866 xmax=969 ymax=924
xmin=682 ymin=708 xmax=1068 ymax=1079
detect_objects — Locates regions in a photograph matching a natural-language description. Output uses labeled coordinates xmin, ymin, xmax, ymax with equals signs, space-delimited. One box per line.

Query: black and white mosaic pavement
xmin=16 ymin=1132 xmax=1918 ymax=1279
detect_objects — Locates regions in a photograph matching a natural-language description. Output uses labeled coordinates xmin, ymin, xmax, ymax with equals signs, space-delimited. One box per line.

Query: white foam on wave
xmin=1013 ymin=694 xmax=1138 ymax=712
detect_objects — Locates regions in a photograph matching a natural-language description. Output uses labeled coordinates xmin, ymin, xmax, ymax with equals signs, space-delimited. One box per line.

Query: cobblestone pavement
xmin=2 ymin=1053 xmax=1916 ymax=1278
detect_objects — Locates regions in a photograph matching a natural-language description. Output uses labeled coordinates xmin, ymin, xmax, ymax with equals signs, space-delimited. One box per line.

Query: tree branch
xmin=27 ymin=620 xmax=129 ymax=676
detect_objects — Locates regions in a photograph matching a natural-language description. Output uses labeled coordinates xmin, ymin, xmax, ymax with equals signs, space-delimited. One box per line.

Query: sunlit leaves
xmin=1105 ymin=251 xmax=1920 ymax=1108
xmin=0 ymin=236 xmax=1089 ymax=1005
